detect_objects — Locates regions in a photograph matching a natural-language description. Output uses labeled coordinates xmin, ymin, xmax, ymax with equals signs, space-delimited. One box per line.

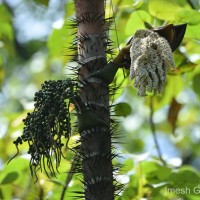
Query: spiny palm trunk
xmin=74 ymin=0 xmax=114 ymax=199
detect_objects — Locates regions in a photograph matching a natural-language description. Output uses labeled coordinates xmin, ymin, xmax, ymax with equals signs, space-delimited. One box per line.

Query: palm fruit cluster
xmin=13 ymin=79 xmax=78 ymax=177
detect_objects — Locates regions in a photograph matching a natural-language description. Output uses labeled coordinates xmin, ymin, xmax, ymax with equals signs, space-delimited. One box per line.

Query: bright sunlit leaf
xmin=125 ymin=10 xmax=152 ymax=36
xmin=185 ymin=24 xmax=200 ymax=39
xmin=192 ymin=73 xmax=200 ymax=97
xmin=176 ymin=9 xmax=200 ymax=25
xmin=149 ymin=0 xmax=182 ymax=21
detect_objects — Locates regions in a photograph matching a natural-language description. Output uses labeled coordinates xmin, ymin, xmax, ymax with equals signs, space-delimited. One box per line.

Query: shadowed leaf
xmin=167 ymin=98 xmax=182 ymax=134
xmin=1 ymin=172 xmax=19 ymax=185
xmin=115 ymin=102 xmax=132 ymax=117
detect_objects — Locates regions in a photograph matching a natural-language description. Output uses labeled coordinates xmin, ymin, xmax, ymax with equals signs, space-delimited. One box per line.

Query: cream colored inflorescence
xmin=130 ymin=29 xmax=175 ymax=96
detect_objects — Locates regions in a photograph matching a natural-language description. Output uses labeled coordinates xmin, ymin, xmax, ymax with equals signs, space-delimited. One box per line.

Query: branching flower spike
xmin=130 ymin=29 xmax=176 ymax=96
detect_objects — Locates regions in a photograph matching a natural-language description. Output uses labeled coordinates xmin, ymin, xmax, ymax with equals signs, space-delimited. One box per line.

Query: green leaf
xmin=185 ymin=40 xmax=200 ymax=55
xmin=132 ymin=0 xmax=144 ymax=9
xmin=0 ymin=172 xmax=18 ymax=185
xmin=142 ymin=161 xmax=158 ymax=174
xmin=185 ymin=24 xmax=200 ymax=40
xmin=156 ymin=166 xmax=171 ymax=180
xmin=149 ymin=0 xmax=182 ymax=21
xmin=143 ymin=161 xmax=171 ymax=183
xmin=5 ymin=158 xmax=29 ymax=172
xmin=176 ymin=9 xmax=200 ymax=25
xmin=34 ymin=0 xmax=49 ymax=6
xmin=115 ymin=102 xmax=132 ymax=117
xmin=125 ymin=10 xmax=152 ymax=36
xmin=0 ymin=63 xmax=4 ymax=88
xmin=192 ymin=73 xmax=200 ymax=97
xmin=0 ymin=5 xmax=12 ymax=23
xmin=0 ymin=185 xmax=12 ymax=199
xmin=168 ymin=169 xmax=200 ymax=193
xmin=165 ymin=74 xmax=183 ymax=96
xmin=123 ymin=159 xmax=134 ymax=172
xmin=124 ymin=139 xmax=144 ymax=153
xmin=0 ymin=23 xmax=14 ymax=41
xmin=0 ymin=158 xmax=29 ymax=187
xmin=47 ymin=28 xmax=66 ymax=58
xmin=114 ymin=9 xmax=133 ymax=44
xmin=145 ymin=182 xmax=171 ymax=197
xmin=47 ymin=22 xmax=73 ymax=63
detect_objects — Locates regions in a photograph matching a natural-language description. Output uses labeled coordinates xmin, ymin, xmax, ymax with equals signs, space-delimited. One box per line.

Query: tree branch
xmin=149 ymin=97 xmax=166 ymax=165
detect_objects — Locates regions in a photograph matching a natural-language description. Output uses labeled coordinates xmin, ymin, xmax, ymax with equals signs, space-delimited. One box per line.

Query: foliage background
xmin=0 ymin=0 xmax=200 ymax=199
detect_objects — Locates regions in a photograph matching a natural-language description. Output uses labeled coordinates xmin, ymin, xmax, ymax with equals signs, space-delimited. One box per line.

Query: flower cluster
xmin=130 ymin=29 xmax=175 ymax=96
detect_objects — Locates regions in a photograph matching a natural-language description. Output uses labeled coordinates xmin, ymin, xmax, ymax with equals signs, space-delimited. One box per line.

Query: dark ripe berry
xmin=13 ymin=140 xmax=17 ymax=145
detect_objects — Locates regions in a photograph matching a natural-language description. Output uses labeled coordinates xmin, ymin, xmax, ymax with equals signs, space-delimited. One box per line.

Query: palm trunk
xmin=74 ymin=0 xmax=114 ymax=199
